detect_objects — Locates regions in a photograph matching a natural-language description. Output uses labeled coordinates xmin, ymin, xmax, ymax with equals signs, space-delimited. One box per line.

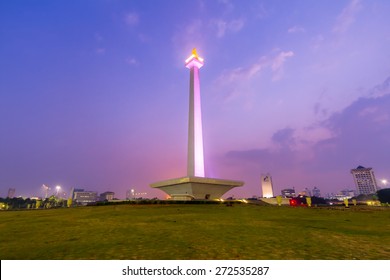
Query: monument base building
xmin=151 ymin=176 xmax=244 ymax=200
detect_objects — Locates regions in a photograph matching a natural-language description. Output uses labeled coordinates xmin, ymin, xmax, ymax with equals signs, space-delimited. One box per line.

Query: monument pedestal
xmin=150 ymin=176 xmax=244 ymax=200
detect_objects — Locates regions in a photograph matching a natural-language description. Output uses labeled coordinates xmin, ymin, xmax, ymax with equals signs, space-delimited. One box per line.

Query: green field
xmin=0 ymin=203 xmax=389 ymax=260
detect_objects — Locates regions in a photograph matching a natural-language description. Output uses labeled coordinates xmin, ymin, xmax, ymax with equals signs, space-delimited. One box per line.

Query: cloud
xmin=312 ymin=93 xmax=390 ymax=170
xmin=370 ymin=76 xmax=390 ymax=97
xmin=215 ymin=20 xmax=227 ymax=38
xmin=358 ymin=106 xmax=378 ymax=117
xmin=226 ymin=128 xmax=298 ymax=170
xmin=213 ymin=18 xmax=245 ymax=38
xmin=333 ymin=0 xmax=362 ymax=33
xmin=313 ymin=88 xmax=330 ymax=118
xmin=217 ymin=51 xmax=293 ymax=85
xmin=217 ymin=56 xmax=267 ymax=84
xmin=272 ymin=127 xmax=296 ymax=148
xmin=213 ymin=50 xmax=294 ymax=102
xmin=271 ymin=51 xmax=294 ymax=81
xmin=225 ymin=77 xmax=390 ymax=190
xmin=288 ymin=25 xmax=305 ymax=34
xmin=357 ymin=106 xmax=389 ymax=123
xmin=124 ymin=12 xmax=139 ymax=26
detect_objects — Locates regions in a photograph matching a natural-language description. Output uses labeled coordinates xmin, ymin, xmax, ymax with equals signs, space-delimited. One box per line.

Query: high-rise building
xmin=312 ymin=187 xmax=321 ymax=197
xmin=350 ymin=165 xmax=378 ymax=195
xmin=70 ymin=187 xmax=84 ymax=200
xmin=99 ymin=191 xmax=115 ymax=201
xmin=69 ymin=188 xmax=97 ymax=205
xmin=300 ymin=187 xmax=312 ymax=197
xmin=7 ymin=188 xmax=15 ymax=198
xmin=261 ymin=174 xmax=274 ymax=198
xmin=73 ymin=190 xmax=97 ymax=205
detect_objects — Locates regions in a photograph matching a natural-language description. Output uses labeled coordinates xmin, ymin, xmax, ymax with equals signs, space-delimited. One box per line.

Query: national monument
xmin=150 ymin=49 xmax=244 ymax=200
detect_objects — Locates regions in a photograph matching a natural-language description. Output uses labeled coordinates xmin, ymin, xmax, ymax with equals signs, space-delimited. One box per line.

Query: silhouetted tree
xmin=311 ymin=196 xmax=326 ymax=205
xmin=377 ymin=188 xmax=390 ymax=203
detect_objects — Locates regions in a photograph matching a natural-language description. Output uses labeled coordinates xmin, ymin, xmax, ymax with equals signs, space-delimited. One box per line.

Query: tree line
xmin=0 ymin=195 xmax=72 ymax=210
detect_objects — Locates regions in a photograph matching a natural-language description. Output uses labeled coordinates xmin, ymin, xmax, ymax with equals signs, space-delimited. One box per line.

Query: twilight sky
xmin=1 ymin=0 xmax=390 ymax=199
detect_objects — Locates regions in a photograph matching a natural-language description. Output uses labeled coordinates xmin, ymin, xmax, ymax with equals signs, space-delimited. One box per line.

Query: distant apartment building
xmin=261 ymin=173 xmax=274 ymax=198
xmin=281 ymin=188 xmax=296 ymax=198
xmin=340 ymin=189 xmax=356 ymax=197
xmin=71 ymin=188 xmax=98 ymax=205
xmin=350 ymin=165 xmax=378 ymax=195
xmin=99 ymin=191 xmax=115 ymax=201
xmin=299 ymin=187 xmax=312 ymax=197
xmin=312 ymin=187 xmax=321 ymax=197
xmin=330 ymin=189 xmax=356 ymax=201
xmin=126 ymin=188 xmax=147 ymax=199
xmin=70 ymin=188 xmax=84 ymax=200
xmin=126 ymin=189 xmax=135 ymax=200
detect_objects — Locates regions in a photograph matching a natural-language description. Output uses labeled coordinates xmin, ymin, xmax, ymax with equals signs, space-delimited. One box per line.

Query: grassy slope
xmin=0 ymin=204 xmax=389 ymax=260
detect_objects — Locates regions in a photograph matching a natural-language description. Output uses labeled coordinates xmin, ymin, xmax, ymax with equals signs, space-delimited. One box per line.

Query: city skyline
xmin=1 ymin=0 xmax=390 ymax=199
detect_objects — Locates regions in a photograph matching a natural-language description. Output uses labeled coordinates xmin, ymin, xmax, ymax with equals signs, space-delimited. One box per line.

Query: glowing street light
xmin=56 ymin=185 xmax=61 ymax=197
xmin=381 ymin=179 xmax=388 ymax=188
xmin=42 ymin=184 xmax=50 ymax=199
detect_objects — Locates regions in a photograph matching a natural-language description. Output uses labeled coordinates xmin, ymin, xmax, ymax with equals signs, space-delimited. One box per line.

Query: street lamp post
xmin=42 ymin=184 xmax=50 ymax=199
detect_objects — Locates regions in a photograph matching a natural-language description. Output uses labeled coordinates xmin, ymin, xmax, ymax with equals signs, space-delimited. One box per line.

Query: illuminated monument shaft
xmin=150 ymin=49 xmax=243 ymax=200
xmin=186 ymin=49 xmax=205 ymax=177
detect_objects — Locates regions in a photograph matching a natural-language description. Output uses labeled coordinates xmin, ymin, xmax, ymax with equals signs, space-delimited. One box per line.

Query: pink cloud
xmin=213 ymin=51 xmax=294 ymax=103
xmin=271 ymin=51 xmax=294 ymax=81
xmin=217 ymin=50 xmax=293 ymax=85
xmin=218 ymin=57 xmax=267 ymax=83
xmin=224 ymin=80 xmax=390 ymax=195
xmin=333 ymin=0 xmax=362 ymax=33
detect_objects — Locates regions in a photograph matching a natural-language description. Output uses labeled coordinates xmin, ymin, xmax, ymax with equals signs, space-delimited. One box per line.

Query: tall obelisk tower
xmin=150 ymin=49 xmax=244 ymax=200
xmin=185 ymin=49 xmax=205 ymax=177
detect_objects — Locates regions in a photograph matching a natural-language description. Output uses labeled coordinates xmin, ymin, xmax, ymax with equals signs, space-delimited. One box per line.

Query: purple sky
xmin=1 ymin=0 xmax=390 ymax=199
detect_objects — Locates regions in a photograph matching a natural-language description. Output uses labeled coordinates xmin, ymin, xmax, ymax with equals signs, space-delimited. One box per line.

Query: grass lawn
xmin=0 ymin=203 xmax=389 ymax=260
